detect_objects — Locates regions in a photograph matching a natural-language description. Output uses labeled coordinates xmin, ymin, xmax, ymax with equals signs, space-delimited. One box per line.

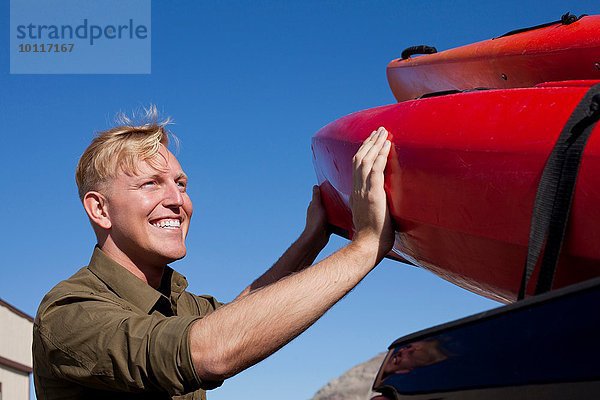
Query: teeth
xmin=151 ymin=219 xmax=181 ymax=228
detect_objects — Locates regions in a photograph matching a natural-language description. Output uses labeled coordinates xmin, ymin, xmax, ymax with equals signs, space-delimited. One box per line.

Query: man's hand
xmin=237 ymin=186 xmax=331 ymax=298
xmin=301 ymin=185 xmax=330 ymax=249
xmin=190 ymin=129 xmax=396 ymax=383
xmin=350 ymin=127 xmax=395 ymax=257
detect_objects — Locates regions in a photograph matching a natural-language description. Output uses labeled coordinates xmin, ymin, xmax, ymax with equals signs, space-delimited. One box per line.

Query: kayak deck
xmin=387 ymin=15 xmax=600 ymax=101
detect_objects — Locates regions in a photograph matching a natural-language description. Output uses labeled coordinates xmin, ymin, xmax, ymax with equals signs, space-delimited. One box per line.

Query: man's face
xmin=383 ymin=341 xmax=436 ymax=375
xmin=103 ymin=145 xmax=193 ymax=268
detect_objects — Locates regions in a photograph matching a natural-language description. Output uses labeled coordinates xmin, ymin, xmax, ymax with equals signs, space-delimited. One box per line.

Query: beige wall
xmin=0 ymin=304 xmax=33 ymax=367
xmin=0 ymin=366 xmax=30 ymax=400
xmin=0 ymin=301 xmax=33 ymax=400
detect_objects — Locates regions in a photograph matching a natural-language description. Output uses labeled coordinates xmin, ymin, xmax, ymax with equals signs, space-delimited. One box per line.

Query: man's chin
xmin=164 ymin=250 xmax=186 ymax=264
xmin=152 ymin=247 xmax=187 ymax=265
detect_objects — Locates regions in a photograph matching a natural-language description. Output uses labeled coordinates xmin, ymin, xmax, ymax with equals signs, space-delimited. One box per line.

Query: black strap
xmin=497 ymin=12 xmax=586 ymax=38
xmin=518 ymin=84 xmax=600 ymax=300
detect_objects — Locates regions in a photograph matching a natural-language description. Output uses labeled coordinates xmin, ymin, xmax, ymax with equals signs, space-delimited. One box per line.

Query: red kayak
xmin=312 ymin=80 xmax=600 ymax=303
xmin=387 ymin=14 xmax=600 ymax=102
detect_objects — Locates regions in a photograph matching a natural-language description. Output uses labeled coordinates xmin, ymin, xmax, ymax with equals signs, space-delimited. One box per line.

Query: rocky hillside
xmin=311 ymin=353 xmax=386 ymax=400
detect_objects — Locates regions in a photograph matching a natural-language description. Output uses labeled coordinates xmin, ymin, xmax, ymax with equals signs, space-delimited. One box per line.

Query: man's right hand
xmin=350 ymin=127 xmax=395 ymax=258
xmin=190 ymin=127 xmax=397 ymax=383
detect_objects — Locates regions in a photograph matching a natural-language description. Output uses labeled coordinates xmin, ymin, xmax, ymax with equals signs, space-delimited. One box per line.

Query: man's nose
xmin=163 ymin=181 xmax=184 ymax=207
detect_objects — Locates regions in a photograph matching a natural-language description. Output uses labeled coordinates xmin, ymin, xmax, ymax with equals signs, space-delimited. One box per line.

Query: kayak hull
xmin=312 ymin=81 xmax=600 ymax=303
xmin=387 ymin=15 xmax=600 ymax=101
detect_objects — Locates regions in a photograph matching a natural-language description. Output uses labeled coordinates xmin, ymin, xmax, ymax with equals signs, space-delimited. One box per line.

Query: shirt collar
xmin=87 ymin=247 xmax=189 ymax=314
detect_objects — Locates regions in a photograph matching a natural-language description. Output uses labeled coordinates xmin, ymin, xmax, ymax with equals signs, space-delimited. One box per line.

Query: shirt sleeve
xmin=178 ymin=291 xmax=224 ymax=317
xmin=34 ymin=291 xmax=219 ymax=396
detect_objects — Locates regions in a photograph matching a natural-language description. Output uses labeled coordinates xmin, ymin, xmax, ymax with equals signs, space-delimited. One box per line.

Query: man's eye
xmin=141 ymin=181 xmax=157 ymax=188
xmin=177 ymin=181 xmax=187 ymax=190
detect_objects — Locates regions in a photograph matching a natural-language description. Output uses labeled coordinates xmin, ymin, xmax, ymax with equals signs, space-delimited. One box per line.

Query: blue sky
xmin=2 ymin=1 xmax=599 ymax=399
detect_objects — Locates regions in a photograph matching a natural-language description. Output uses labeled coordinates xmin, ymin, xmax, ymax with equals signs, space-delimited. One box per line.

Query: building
xmin=0 ymin=299 xmax=33 ymax=400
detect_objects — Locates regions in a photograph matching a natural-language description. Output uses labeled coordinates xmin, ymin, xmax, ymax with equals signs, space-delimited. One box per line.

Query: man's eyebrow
xmin=176 ymin=172 xmax=188 ymax=180
xmin=135 ymin=173 xmax=162 ymax=181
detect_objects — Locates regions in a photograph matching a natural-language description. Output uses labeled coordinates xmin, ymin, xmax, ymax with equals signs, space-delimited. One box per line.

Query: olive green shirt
xmin=33 ymin=247 xmax=223 ymax=400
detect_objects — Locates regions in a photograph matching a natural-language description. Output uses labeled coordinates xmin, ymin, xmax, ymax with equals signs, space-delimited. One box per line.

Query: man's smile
xmin=150 ymin=218 xmax=182 ymax=229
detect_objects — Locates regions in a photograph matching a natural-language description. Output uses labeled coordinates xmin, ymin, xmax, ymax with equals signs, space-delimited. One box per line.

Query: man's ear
xmin=83 ymin=191 xmax=111 ymax=230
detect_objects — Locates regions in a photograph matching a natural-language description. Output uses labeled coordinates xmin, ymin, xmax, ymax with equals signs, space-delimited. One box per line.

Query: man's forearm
xmin=190 ymin=239 xmax=379 ymax=381
xmin=237 ymin=230 xmax=329 ymax=298
xmin=190 ymin=128 xmax=393 ymax=383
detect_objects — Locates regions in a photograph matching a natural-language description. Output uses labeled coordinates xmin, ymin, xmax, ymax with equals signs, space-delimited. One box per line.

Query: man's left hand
xmin=302 ymin=185 xmax=330 ymax=249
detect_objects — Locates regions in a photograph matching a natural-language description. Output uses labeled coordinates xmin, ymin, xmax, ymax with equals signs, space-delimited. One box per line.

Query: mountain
xmin=311 ymin=353 xmax=386 ymax=400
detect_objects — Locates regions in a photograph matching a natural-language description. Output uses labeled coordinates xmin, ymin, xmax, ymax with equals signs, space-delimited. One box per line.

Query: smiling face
xmin=381 ymin=340 xmax=448 ymax=376
xmin=100 ymin=145 xmax=193 ymax=270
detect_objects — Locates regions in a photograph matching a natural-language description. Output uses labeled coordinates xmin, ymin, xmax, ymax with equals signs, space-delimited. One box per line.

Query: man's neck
xmin=99 ymin=241 xmax=165 ymax=289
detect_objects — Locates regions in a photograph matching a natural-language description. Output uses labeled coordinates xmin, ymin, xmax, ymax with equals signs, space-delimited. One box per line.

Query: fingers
xmin=304 ymin=184 xmax=331 ymax=246
xmin=312 ymin=185 xmax=320 ymax=199
xmin=353 ymin=127 xmax=387 ymax=164
xmin=361 ymin=128 xmax=389 ymax=165
xmin=349 ymin=127 xmax=395 ymax=256
xmin=353 ymin=127 xmax=391 ymax=189
xmin=369 ymin=140 xmax=391 ymax=187
xmin=310 ymin=185 xmax=323 ymax=208
xmin=353 ymin=132 xmax=377 ymax=163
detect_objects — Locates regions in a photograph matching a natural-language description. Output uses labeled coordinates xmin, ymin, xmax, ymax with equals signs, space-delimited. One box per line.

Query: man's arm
xmin=237 ymin=185 xmax=330 ymax=298
xmin=190 ymin=127 xmax=394 ymax=381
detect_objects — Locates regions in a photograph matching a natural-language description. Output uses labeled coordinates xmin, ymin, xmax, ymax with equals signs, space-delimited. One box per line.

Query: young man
xmin=33 ymin=112 xmax=394 ymax=400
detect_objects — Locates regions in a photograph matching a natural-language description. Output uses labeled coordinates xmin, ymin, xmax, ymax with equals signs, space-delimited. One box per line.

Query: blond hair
xmin=75 ymin=106 xmax=176 ymax=200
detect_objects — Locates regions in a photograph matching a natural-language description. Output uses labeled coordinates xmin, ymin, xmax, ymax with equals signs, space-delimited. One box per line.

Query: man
xmin=33 ymin=110 xmax=394 ymax=399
